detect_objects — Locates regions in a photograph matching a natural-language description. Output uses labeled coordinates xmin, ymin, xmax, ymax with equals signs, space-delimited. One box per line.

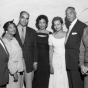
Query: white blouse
xmin=3 ymin=37 xmax=24 ymax=74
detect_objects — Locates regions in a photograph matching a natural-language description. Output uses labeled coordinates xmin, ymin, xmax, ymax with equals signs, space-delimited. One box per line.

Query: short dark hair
xmin=20 ymin=11 xmax=29 ymax=17
xmin=2 ymin=20 xmax=17 ymax=37
xmin=35 ymin=15 xmax=48 ymax=29
xmin=65 ymin=6 xmax=76 ymax=13
xmin=51 ymin=16 xmax=63 ymax=32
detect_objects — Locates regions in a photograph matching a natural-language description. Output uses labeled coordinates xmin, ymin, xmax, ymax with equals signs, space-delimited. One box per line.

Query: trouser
xmin=0 ymin=85 xmax=6 ymax=88
xmin=67 ymin=70 xmax=84 ymax=88
xmin=24 ymin=71 xmax=34 ymax=88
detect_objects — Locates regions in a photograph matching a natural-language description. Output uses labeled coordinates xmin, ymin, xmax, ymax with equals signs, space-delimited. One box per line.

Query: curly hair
xmin=2 ymin=20 xmax=17 ymax=37
xmin=51 ymin=16 xmax=63 ymax=32
xmin=35 ymin=15 xmax=48 ymax=29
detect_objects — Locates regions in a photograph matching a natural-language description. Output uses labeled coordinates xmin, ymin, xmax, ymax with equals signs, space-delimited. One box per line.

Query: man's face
xmin=65 ymin=8 xmax=76 ymax=23
xmin=19 ymin=12 xmax=29 ymax=27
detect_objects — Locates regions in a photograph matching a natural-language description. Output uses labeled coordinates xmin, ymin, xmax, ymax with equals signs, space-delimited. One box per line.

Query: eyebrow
xmin=21 ymin=15 xmax=29 ymax=19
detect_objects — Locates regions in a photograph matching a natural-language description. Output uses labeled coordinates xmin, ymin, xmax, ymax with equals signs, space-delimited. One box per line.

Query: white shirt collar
xmin=17 ymin=24 xmax=26 ymax=38
xmin=70 ymin=18 xmax=77 ymax=30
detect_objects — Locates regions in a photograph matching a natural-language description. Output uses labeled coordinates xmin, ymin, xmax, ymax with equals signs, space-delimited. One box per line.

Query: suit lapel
xmin=24 ymin=27 xmax=33 ymax=47
xmin=66 ymin=20 xmax=79 ymax=45
xmin=24 ymin=27 xmax=28 ymax=44
xmin=15 ymin=28 xmax=23 ymax=48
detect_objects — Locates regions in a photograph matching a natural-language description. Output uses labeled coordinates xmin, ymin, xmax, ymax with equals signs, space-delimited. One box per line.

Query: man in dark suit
xmin=15 ymin=11 xmax=38 ymax=88
xmin=0 ymin=39 xmax=9 ymax=88
xmin=65 ymin=7 xmax=87 ymax=88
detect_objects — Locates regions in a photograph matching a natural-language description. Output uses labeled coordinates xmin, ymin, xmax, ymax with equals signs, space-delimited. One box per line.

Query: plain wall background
xmin=0 ymin=0 xmax=88 ymax=36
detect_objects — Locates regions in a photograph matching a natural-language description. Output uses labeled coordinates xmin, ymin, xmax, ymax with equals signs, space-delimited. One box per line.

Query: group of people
xmin=0 ymin=6 xmax=88 ymax=88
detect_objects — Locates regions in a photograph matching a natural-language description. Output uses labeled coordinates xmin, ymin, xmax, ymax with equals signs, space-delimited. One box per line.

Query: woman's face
xmin=38 ymin=19 xmax=47 ymax=30
xmin=54 ymin=20 xmax=62 ymax=32
xmin=7 ymin=23 xmax=16 ymax=35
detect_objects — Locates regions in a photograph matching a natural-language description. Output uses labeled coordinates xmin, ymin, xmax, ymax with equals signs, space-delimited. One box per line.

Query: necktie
xmin=21 ymin=28 xmax=25 ymax=44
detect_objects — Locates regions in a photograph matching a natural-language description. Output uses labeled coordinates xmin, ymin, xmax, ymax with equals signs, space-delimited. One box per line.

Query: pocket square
xmin=72 ymin=32 xmax=77 ymax=35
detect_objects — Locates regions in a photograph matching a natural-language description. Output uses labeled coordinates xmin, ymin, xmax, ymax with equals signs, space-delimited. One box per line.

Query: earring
xmin=6 ymin=31 xmax=8 ymax=33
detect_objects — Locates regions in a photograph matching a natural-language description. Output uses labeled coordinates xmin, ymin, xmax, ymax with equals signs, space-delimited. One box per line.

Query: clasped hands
xmin=13 ymin=72 xmax=18 ymax=82
xmin=81 ymin=65 xmax=88 ymax=75
xmin=50 ymin=64 xmax=54 ymax=74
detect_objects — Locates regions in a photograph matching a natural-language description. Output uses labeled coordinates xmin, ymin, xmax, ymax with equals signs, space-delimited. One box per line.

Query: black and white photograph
xmin=0 ymin=0 xmax=88 ymax=88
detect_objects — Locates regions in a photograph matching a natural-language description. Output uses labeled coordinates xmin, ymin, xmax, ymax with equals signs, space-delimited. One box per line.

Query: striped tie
xmin=21 ymin=28 xmax=24 ymax=44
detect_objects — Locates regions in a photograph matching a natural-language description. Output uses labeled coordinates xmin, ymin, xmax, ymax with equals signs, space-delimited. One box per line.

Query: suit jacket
xmin=0 ymin=40 xmax=9 ymax=86
xmin=15 ymin=26 xmax=38 ymax=73
xmin=65 ymin=20 xmax=87 ymax=70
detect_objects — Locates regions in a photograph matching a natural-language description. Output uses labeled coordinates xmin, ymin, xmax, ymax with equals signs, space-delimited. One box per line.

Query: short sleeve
xmin=48 ymin=34 xmax=53 ymax=45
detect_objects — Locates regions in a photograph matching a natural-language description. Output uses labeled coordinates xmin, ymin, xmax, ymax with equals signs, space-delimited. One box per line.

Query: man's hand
xmin=33 ymin=62 xmax=38 ymax=71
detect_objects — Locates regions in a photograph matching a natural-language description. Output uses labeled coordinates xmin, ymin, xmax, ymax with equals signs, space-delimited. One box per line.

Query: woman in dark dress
xmin=33 ymin=15 xmax=52 ymax=88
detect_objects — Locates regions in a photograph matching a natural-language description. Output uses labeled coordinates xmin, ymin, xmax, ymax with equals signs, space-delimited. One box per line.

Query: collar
xmin=70 ymin=18 xmax=77 ymax=27
xmin=69 ymin=18 xmax=77 ymax=30
xmin=17 ymin=24 xmax=26 ymax=30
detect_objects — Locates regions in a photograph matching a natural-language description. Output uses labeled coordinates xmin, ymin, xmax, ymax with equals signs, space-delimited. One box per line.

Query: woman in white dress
xmin=48 ymin=17 xmax=69 ymax=88
xmin=2 ymin=21 xmax=25 ymax=88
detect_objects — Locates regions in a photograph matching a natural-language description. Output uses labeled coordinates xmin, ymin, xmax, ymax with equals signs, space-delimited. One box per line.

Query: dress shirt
xmin=17 ymin=25 xmax=26 ymax=41
xmin=69 ymin=18 xmax=77 ymax=31
xmin=65 ymin=18 xmax=77 ymax=44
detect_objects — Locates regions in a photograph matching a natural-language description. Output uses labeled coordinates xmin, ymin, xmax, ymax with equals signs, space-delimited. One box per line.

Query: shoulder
xmin=83 ymin=26 xmax=88 ymax=34
xmin=49 ymin=33 xmax=53 ymax=37
xmin=27 ymin=27 xmax=36 ymax=33
xmin=61 ymin=31 xmax=66 ymax=37
xmin=45 ymin=30 xmax=52 ymax=34
xmin=49 ymin=31 xmax=53 ymax=34
xmin=62 ymin=31 xmax=66 ymax=34
xmin=82 ymin=27 xmax=88 ymax=39
xmin=77 ymin=20 xmax=87 ymax=27
xmin=2 ymin=38 xmax=9 ymax=44
xmin=13 ymin=37 xmax=18 ymax=43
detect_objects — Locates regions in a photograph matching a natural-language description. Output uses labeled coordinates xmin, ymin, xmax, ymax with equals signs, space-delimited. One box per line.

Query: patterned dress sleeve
xmin=79 ymin=39 xmax=85 ymax=66
xmin=79 ymin=27 xmax=88 ymax=66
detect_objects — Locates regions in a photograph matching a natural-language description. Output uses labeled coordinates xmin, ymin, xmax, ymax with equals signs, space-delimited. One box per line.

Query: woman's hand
xmin=81 ymin=65 xmax=88 ymax=75
xmin=84 ymin=67 xmax=88 ymax=75
xmin=50 ymin=64 xmax=54 ymax=74
xmin=13 ymin=72 xmax=18 ymax=82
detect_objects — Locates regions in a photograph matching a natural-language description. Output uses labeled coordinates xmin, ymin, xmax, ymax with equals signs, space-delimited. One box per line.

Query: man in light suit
xmin=0 ymin=39 xmax=9 ymax=88
xmin=15 ymin=11 xmax=38 ymax=88
xmin=65 ymin=7 xmax=87 ymax=88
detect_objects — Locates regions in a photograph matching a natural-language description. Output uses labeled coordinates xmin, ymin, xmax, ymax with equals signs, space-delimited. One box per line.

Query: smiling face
xmin=19 ymin=12 xmax=29 ymax=27
xmin=65 ymin=8 xmax=76 ymax=22
xmin=54 ymin=20 xmax=63 ymax=32
xmin=38 ymin=19 xmax=47 ymax=30
xmin=7 ymin=23 xmax=16 ymax=35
